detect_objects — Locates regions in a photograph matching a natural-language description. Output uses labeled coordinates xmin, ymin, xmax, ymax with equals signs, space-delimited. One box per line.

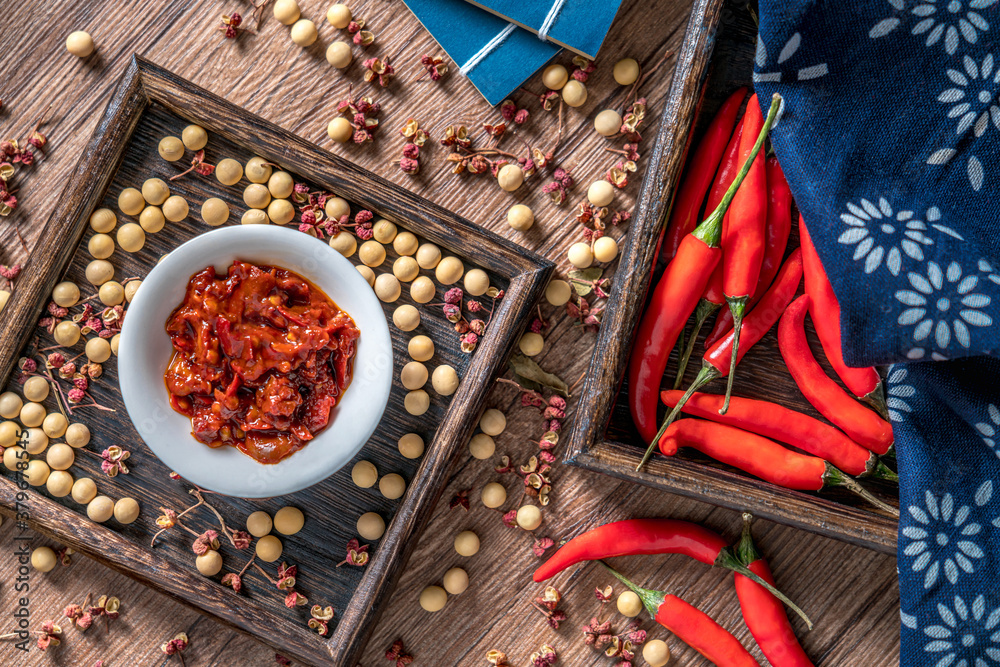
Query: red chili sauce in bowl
xmin=164 ymin=260 xmax=360 ymax=464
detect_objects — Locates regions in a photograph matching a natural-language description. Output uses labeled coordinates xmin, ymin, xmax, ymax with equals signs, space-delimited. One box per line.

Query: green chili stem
xmin=721 ymin=296 xmax=748 ymax=415
xmin=724 ymin=513 xmax=815 ymax=628
xmin=599 ymin=561 xmax=665 ymax=617
xmin=691 ymin=93 xmax=782 ymax=249
xmin=673 ymin=299 xmax=721 ymax=390
xmin=871 ymin=461 xmax=899 ymax=484
xmin=715 ymin=546 xmax=813 ymax=629
xmin=637 ymin=363 xmax=720 ymax=471
xmin=735 ymin=513 xmax=760 ymax=565
xmin=824 ymin=463 xmax=900 ymax=517
xmin=863 ymin=383 xmax=890 ymax=421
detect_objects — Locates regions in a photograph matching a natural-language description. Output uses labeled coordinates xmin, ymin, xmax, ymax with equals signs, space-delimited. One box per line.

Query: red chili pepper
xmin=707 ymin=157 xmax=793 ymax=347
xmin=705 ymin=120 xmax=746 ymax=215
xmin=657 ymin=419 xmax=897 ymax=513
xmin=673 ymin=235 xmax=726 ymax=390
xmin=777 ymin=294 xmax=895 ymax=455
xmin=659 ymin=419 xmax=824 ymax=490
xmin=604 ymin=564 xmax=761 ymax=667
xmin=660 ymin=390 xmax=876 ymax=477
xmin=532 ymin=518 xmax=813 ymax=626
xmin=799 ymin=217 xmax=887 ymax=415
xmin=719 ymin=94 xmax=770 ymax=413
xmin=642 ymin=247 xmax=803 ymax=466
xmin=629 ymin=229 xmax=723 ymax=443
xmin=734 ymin=514 xmax=815 ymax=667
xmin=629 ymin=94 xmax=783 ymax=445
xmin=662 ymin=87 xmax=748 ymax=262
xmin=670 ymin=122 xmax=746 ymax=388
xmin=533 ymin=518 xmax=725 ymax=579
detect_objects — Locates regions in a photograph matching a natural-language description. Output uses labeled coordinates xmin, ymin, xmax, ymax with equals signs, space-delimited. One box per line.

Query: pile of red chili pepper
xmin=627 ymin=90 xmax=898 ymax=515
xmin=535 ymin=515 xmax=813 ymax=667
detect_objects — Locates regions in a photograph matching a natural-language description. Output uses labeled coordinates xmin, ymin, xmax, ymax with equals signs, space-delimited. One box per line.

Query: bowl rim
xmin=118 ymin=225 xmax=393 ymax=498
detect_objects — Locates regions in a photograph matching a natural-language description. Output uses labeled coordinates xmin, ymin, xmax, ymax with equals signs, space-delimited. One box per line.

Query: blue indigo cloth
xmin=888 ymin=360 xmax=1000 ymax=666
xmin=753 ymin=1 xmax=1000 ymax=664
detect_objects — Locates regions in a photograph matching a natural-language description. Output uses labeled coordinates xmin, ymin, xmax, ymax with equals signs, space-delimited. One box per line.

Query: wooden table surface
xmin=0 ymin=0 xmax=900 ymax=665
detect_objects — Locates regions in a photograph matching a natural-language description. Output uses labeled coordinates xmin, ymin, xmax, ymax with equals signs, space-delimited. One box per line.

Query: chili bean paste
xmin=164 ymin=261 xmax=360 ymax=464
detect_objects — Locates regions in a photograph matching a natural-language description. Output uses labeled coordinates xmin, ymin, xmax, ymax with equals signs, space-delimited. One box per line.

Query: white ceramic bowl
xmin=119 ymin=226 xmax=393 ymax=497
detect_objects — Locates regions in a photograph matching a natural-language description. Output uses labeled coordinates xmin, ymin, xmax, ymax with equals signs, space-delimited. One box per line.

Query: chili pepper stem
xmin=687 ymin=96 xmax=781 ymax=250
xmin=824 ymin=463 xmax=900 ymax=516
xmin=675 ymin=325 xmax=685 ymax=383
xmin=695 ymin=93 xmax=781 ymax=246
xmin=638 ymin=363 xmax=721 ymax=471
xmin=862 ymin=383 xmax=890 ymax=421
xmin=871 ymin=461 xmax=899 ymax=484
xmin=720 ymin=297 xmax=748 ymax=415
xmin=673 ymin=299 xmax=721 ymax=390
xmin=599 ymin=561 xmax=666 ymax=617
xmin=715 ymin=545 xmax=813 ymax=629
xmin=735 ymin=512 xmax=760 ymax=565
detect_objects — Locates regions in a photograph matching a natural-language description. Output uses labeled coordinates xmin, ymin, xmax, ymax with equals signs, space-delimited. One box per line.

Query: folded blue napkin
xmin=403 ymin=0 xmax=561 ymax=106
xmin=754 ymin=1 xmax=1000 ymax=664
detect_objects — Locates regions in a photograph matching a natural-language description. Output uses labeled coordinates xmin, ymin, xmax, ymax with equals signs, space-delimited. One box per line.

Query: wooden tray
xmin=0 ymin=57 xmax=552 ymax=665
xmin=564 ymin=0 xmax=899 ymax=555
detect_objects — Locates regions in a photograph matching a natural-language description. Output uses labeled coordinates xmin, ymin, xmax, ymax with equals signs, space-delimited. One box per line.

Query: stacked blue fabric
xmin=755 ymin=1 xmax=1000 ymax=663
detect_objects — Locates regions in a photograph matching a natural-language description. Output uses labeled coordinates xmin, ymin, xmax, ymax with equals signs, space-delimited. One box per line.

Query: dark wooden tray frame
xmin=0 ymin=56 xmax=553 ymax=665
xmin=563 ymin=0 xmax=898 ymax=555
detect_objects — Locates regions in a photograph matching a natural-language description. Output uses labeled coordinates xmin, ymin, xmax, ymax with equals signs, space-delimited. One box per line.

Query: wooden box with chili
xmin=563 ymin=0 xmax=899 ymax=554
xmin=0 ymin=57 xmax=552 ymax=666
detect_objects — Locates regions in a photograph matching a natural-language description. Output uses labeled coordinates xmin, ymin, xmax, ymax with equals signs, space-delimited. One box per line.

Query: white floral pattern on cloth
xmin=870 ymin=0 xmax=997 ymax=55
xmin=838 ymin=198 xmax=964 ymax=275
xmin=903 ymin=484 xmax=990 ymax=589
xmin=920 ymin=594 xmax=1000 ymax=665
xmin=927 ymin=54 xmax=1000 ymax=191
xmin=753 ymin=32 xmax=829 ymax=83
xmin=886 ymin=365 xmax=917 ymax=422
xmin=978 ymin=259 xmax=1000 ymax=286
xmin=927 ymin=147 xmax=988 ymax=191
xmin=975 ymin=404 xmax=1000 ymax=457
xmin=937 ymin=54 xmax=1000 ymax=136
xmin=895 ymin=261 xmax=993 ymax=358
xmin=869 ymin=4 xmax=1000 ymax=191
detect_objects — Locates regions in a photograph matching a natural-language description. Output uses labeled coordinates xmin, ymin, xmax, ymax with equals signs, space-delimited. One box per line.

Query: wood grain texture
xmin=0 ymin=59 xmax=551 ymax=666
xmin=0 ymin=59 xmax=146 ymax=393
xmin=0 ymin=0 xmax=901 ymax=665
xmin=564 ymin=0 xmax=900 ymax=554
